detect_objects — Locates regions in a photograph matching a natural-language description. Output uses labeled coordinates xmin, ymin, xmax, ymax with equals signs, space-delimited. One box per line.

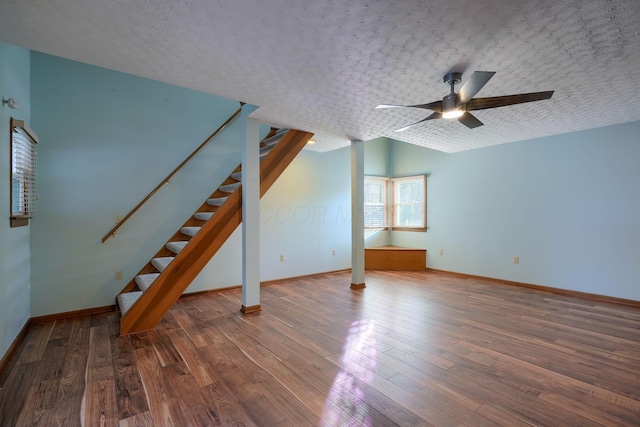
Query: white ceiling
xmin=1 ymin=0 xmax=639 ymax=153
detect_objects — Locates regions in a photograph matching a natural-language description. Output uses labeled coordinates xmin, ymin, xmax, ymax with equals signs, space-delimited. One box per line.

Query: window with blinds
xmin=10 ymin=118 xmax=39 ymax=227
xmin=364 ymin=176 xmax=389 ymax=229
xmin=392 ymin=175 xmax=426 ymax=230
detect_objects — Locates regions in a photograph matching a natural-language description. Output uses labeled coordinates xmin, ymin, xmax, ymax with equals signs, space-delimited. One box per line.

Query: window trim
xmin=10 ymin=117 xmax=39 ymax=228
xmin=391 ymin=174 xmax=427 ymax=232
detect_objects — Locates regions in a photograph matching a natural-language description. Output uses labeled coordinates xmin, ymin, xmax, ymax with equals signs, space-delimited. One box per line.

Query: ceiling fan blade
xmin=465 ymin=91 xmax=554 ymax=111
xmin=376 ymin=101 xmax=442 ymax=112
xmin=458 ymin=112 xmax=483 ymax=129
xmin=395 ymin=112 xmax=442 ymax=132
xmin=457 ymin=71 xmax=496 ymax=106
xmin=376 ymin=104 xmax=407 ymax=109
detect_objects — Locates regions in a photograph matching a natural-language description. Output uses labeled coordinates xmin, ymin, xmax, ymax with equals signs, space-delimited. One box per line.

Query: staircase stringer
xmin=119 ymin=129 xmax=313 ymax=335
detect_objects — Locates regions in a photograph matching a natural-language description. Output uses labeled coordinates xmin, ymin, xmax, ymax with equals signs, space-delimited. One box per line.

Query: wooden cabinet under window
xmin=365 ymin=246 xmax=426 ymax=271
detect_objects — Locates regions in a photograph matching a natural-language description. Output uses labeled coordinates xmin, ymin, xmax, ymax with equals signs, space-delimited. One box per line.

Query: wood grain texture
xmin=427 ymin=267 xmax=640 ymax=309
xmin=365 ymin=246 xmax=426 ymax=270
xmin=0 ymin=319 xmax=29 ymax=378
xmin=1 ymin=270 xmax=639 ymax=426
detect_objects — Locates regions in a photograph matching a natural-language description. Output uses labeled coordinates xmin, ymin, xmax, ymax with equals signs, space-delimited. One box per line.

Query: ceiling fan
xmin=376 ymin=71 xmax=554 ymax=132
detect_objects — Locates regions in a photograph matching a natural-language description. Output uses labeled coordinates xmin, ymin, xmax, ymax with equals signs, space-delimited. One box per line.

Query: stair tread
xmin=207 ymin=197 xmax=228 ymax=206
xmin=263 ymin=130 xmax=288 ymax=146
xmin=231 ymin=172 xmax=242 ymax=181
xmin=260 ymin=145 xmax=274 ymax=156
xmin=180 ymin=227 xmax=201 ymax=237
xmin=219 ymin=182 xmax=241 ymax=193
xmin=151 ymin=257 xmax=174 ymax=272
xmin=135 ymin=273 xmax=160 ymax=292
xmin=166 ymin=241 xmax=188 ymax=254
xmin=117 ymin=291 xmax=142 ymax=315
xmin=194 ymin=212 xmax=215 ymax=221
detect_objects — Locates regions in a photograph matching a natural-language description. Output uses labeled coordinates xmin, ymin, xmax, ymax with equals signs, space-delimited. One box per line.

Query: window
xmin=392 ymin=175 xmax=426 ymax=230
xmin=364 ymin=174 xmax=427 ymax=232
xmin=364 ymin=176 xmax=388 ymax=229
xmin=10 ymin=118 xmax=39 ymax=227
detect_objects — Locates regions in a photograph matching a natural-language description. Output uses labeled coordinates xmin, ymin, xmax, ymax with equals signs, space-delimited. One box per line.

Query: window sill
xmin=391 ymin=227 xmax=427 ymax=232
xmin=10 ymin=217 xmax=30 ymax=228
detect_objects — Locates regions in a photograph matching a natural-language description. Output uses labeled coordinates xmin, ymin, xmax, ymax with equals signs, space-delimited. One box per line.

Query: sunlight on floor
xmin=321 ymin=319 xmax=377 ymax=426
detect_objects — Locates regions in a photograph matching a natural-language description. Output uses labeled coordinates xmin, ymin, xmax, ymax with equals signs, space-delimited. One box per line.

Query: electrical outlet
xmin=439 ymin=249 xmax=444 ymax=255
xmin=280 ymin=255 xmax=285 ymax=262
xmin=513 ymin=256 xmax=519 ymax=264
xmin=332 ymin=249 xmax=336 ymax=256
xmin=115 ymin=270 xmax=123 ymax=280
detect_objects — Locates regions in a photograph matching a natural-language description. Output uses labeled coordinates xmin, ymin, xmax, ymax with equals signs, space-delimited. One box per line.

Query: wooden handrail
xmin=101 ymin=103 xmax=244 ymax=243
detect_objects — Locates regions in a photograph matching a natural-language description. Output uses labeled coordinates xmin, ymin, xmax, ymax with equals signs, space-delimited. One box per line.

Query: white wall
xmin=390 ymin=121 xmax=640 ymax=301
xmin=0 ymin=43 xmax=31 ymax=358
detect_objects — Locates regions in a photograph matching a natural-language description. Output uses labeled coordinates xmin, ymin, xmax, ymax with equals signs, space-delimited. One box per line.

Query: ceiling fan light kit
xmin=376 ymin=71 xmax=554 ymax=132
xmin=442 ymin=109 xmax=464 ymax=119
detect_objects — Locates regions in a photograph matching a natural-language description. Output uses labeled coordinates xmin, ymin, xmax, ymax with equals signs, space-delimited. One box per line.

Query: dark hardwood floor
xmin=1 ymin=270 xmax=640 ymax=426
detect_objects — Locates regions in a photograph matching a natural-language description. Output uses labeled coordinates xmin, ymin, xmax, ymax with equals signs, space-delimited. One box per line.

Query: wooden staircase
xmin=116 ymin=128 xmax=314 ymax=335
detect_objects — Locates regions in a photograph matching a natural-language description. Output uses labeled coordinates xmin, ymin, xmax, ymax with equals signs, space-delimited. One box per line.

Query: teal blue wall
xmin=30 ymin=52 xmax=246 ymax=316
xmin=390 ymin=121 xmax=640 ymax=301
xmin=29 ymin=52 xmax=353 ymax=316
xmin=0 ymin=43 xmax=31 ymax=358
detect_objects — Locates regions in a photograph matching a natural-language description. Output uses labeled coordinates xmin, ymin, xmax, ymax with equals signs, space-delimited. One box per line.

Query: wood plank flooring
xmin=1 ymin=270 xmax=640 ymax=426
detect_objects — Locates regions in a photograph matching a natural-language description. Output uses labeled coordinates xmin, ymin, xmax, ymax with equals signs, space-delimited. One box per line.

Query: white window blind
xmin=392 ymin=175 xmax=426 ymax=230
xmin=364 ymin=176 xmax=389 ymax=229
xmin=11 ymin=118 xmax=38 ymax=222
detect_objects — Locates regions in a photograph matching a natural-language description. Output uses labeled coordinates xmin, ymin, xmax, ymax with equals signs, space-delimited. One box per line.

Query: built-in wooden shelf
xmin=365 ymin=245 xmax=426 ymax=271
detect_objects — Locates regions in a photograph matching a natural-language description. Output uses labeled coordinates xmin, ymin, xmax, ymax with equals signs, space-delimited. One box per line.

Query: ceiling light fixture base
xmin=443 ymin=72 xmax=462 ymax=86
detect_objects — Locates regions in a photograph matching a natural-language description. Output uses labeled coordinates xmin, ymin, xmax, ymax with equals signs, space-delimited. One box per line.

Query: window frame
xmin=364 ymin=175 xmax=390 ymax=230
xmin=10 ymin=117 xmax=39 ymax=228
xmin=391 ymin=174 xmax=426 ymax=231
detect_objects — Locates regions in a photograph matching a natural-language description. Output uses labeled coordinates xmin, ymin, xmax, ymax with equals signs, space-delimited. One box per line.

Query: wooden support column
xmin=351 ymin=139 xmax=366 ymax=289
xmin=241 ymin=110 xmax=261 ymax=313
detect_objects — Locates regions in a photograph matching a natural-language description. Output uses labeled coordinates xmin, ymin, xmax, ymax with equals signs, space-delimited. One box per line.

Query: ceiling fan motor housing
xmin=443 ymin=72 xmax=463 ymax=113
xmin=443 ymin=93 xmax=458 ymax=113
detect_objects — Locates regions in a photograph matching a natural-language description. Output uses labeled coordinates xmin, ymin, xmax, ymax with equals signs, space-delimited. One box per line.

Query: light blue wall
xmin=259 ymin=147 xmax=352 ymax=279
xmin=186 ymin=147 xmax=353 ymax=291
xmin=30 ymin=52 xmax=353 ymax=315
xmin=30 ymin=52 xmax=245 ymax=315
xmin=0 ymin=43 xmax=31 ymax=358
xmin=390 ymin=121 xmax=640 ymax=301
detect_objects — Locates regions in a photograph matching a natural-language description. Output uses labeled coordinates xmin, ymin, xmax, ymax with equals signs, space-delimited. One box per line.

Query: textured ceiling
xmin=1 ymin=0 xmax=639 ymax=153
